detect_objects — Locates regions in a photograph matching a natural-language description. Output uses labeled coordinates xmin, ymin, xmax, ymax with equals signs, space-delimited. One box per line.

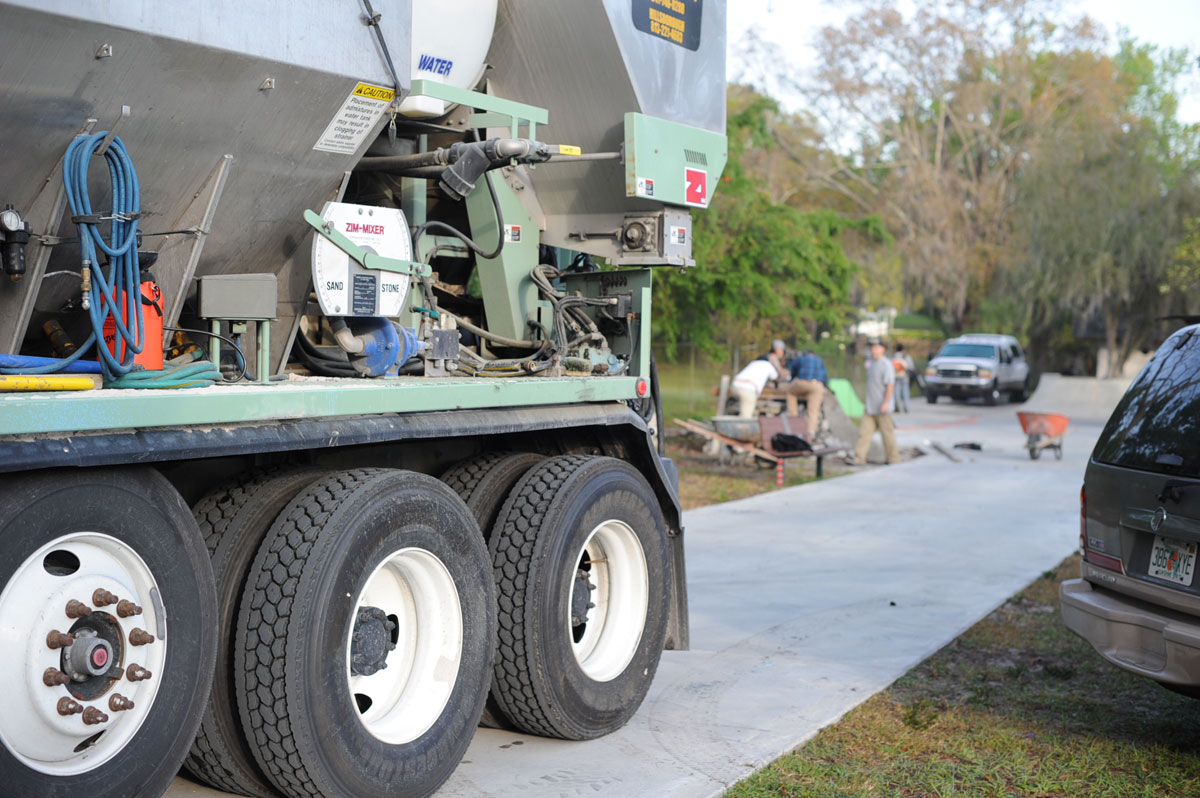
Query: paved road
xmin=169 ymin=377 xmax=1125 ymax=798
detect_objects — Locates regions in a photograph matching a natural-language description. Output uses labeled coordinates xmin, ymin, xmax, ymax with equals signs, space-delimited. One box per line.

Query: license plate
xmin=1149 ymin=535 xmax=1198 ymax=586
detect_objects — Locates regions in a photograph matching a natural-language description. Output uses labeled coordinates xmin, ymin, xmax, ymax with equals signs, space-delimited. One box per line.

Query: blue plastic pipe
xmin=0 ymin=354 xmax=102 ymax=374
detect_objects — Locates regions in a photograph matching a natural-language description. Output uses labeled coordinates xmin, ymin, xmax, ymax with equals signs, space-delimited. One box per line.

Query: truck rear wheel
xmin=235 ymin=469 xmax=494 ymax=798
xmin=0 ymin=467 xmax=216 ymax=798
xmin=441 ymin=451 xmax=544 ymax=541
xmin=440 ymin=451 xmax=544 ymax=729
xmin=185 ymin=466 xmax=327 ymax=798
xmin=488 ymin=456 xmax=670 ymax=740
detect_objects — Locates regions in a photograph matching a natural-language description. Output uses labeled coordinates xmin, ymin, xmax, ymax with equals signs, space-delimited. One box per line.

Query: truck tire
xmin=0 ymin=466 xmax=216 ymax=798
xmin=488 ymin=456 xmax=670 ymax=740
xmin=440 ymin=451 xmax=544 ymax=541
xmin=440 ymin=451 xmax=544 ymax=730
xmin=235 ymin=469 xmax=494 ymax=798
xmin=1011 ymin=377 xmax=1031 ymax=403
xmin=185 ymin=466 xmax=328 ymax=798
xmin=984 ymin=381 xmax=1001 ymax=406
xmin=926 ymin=391 xmax=938 ymax=404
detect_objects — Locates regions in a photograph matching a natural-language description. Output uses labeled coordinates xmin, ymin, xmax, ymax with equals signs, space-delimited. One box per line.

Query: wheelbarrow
xmin=1017 ymin=411 xmax=1070 ymax=460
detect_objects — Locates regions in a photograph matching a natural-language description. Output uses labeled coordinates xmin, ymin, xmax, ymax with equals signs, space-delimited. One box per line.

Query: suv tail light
xmin=1080 ymin=482 xmax=1125 ymax=574
xmin=1080 ymin=484 xmax=1087 ymax=551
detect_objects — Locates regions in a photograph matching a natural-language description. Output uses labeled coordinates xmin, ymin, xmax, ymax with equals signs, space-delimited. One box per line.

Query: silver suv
xmin=923 ymin=334 xmax=1030 ymax=405
xmin=1061 ymin=324 xmax=1200 ymax=694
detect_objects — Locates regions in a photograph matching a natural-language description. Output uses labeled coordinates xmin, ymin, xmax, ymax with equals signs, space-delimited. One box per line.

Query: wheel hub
xmin=570 ymin=567 xmax=595 ymax=628
xmin=0 ymin=532 xmax=166 ymax=777
xmin=64 ymin=629 xmax=115 ymax=680
xmin=350 ymin=606 xmax=395 ymax=677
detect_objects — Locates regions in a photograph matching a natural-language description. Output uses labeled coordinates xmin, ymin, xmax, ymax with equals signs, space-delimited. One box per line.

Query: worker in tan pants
xmin=853 ymin=340 xmax=900 ymax=464
xmin=784 ymin=349 xmax=828 ymax=442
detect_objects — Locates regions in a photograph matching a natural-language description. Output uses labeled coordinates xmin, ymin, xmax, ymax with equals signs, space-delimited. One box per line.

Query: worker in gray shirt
xmin=852 ymin=339 xmax=900 ymax=464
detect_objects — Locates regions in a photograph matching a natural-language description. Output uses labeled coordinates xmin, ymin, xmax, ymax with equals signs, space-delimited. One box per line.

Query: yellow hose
xmin=0 ymin=375 xmax=95 ymax=392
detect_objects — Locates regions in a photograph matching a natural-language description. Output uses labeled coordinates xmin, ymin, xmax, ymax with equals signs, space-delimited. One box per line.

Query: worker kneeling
xmin=729 ymin=357 xmax=781 ymax=418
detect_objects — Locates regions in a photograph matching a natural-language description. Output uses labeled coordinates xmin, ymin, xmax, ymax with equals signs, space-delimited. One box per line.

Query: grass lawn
xmin=725 ymin=554 xmax=1200 ymax=797
xmin=657 ymin=357 xmax=727 ymax=422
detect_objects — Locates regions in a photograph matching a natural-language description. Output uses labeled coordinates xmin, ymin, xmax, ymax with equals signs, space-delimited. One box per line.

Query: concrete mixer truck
xmin=0 ymin=1 xmax=727 ymax=797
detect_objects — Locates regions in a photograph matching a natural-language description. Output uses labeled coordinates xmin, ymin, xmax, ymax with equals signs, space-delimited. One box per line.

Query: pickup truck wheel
xmin=925 ymin=391 xmax=938 ymax=404
xmin=236 ymin=469 xmax=494 ymax=798
xmin=0 ymin=467 xmax=216 ymax=798
xmin=489 ymin=456 xmax=670 ymax=740
xmin=441 ymin=451 xmax=544 ymax=730
xmin=1011 ymin=377 xmax=1031 ymax=403
xmin=185 ymin=466 xmax=327 ymax=798
xmin=984 ymin=381 xmax=1000 ymax=406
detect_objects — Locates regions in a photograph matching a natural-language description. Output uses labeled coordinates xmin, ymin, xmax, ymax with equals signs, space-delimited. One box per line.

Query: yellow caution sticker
xmin=352 ymin=83 xmax=396 ymax=102
xmin=557 ymin=145 xmax=583 ymax=156
xmin=315 ymin=83 xmax=396 ymax=155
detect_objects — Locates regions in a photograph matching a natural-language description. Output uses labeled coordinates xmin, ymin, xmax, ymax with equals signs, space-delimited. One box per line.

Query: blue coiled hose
xmin=66 ymin=131 xmax=144 ymax=380
xmin=1 ymin=133 xmax=218 ymax=388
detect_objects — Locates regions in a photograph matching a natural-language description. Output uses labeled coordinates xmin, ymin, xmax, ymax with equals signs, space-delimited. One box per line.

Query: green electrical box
xmin=624 ymin=112 xmax=728 ymax=210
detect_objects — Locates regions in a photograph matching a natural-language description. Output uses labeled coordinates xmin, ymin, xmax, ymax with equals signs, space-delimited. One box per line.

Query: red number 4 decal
xmin=685 ymin=168 xmax=708 ymax=206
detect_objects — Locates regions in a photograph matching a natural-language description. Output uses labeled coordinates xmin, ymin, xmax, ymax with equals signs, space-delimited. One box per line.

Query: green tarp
xmin=829 ymin=377 xmax=864 ymax=419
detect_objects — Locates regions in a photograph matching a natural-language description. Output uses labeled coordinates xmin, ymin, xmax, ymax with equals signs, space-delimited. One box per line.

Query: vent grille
xmin=683 ymin=149 xmax=708 ymax=166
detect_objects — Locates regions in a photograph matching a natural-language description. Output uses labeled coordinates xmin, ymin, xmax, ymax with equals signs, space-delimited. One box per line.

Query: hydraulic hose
xmin=103 ymin=360 xmax=223 ymax=389
xmin=0 ymin=131 xmax=143 ymax=380
xmin=1 ymin=134 xmax=220 ymax=388
xmin=0 ymin=354 xmax=101 ymax=374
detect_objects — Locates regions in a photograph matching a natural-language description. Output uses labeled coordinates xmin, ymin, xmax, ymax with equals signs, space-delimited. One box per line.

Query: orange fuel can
xmin=101 ymin=276 xmax=163 ymax=371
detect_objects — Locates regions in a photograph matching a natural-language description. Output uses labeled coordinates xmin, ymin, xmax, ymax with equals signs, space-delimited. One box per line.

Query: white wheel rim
xmin=346 ymin=547 xmax=462 ymax=744
xmin=569 ymin=520 xmax=649 ymax=682
xmin=0 ymin=533 xmax=167 ymax=776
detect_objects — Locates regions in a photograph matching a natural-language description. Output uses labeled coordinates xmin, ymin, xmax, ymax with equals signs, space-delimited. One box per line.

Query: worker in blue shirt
xmin=785 ymin=349 xmax=827 ymax=442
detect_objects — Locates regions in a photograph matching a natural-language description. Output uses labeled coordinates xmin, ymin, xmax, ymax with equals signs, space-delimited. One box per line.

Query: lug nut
xmin=82 ymin=706 xmax=109 ymax=725
xmin=92 ymin=588 xmax=119 ymax=607
xmin=128 ymin=628 xmax=155 ymax=646
xmin=108 ymin=694 xmax=134 ymax=712
xmin=115 ymin=599 xmax=142 ymax=618
xmin=126 ymin=664 xmax=152 ymax=682
xmin=57 ymin=697 xmax=83 ymax=716
xmin=65 ymin=599 xmax=92 ymax=619
xmin=43 ymin=667 xmax=72 ymax=687
xmin=46 ymin=630 xmax=74 ymax=649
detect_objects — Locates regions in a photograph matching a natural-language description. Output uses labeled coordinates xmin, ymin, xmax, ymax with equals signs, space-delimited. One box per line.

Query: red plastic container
xmin=101 ymin=277 xmax=163 ymax=371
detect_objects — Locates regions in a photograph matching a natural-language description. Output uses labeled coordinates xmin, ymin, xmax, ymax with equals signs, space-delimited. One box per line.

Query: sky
xmin=726 ymin=0 xmax=1200 ymax=123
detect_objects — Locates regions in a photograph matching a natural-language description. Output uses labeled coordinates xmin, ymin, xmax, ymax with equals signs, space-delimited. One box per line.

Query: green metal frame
xmin=408 ymin=80 xmax=548 ymax=139
xmin=624 ymin=112 xmax=728 ymax=208
xmin=303 ymin=209 xmax=432 ymax=278
xmin=0 ymin=376 xmax=644 ymax=437
xmin=463 ymin=177 xmax=548 ymax=343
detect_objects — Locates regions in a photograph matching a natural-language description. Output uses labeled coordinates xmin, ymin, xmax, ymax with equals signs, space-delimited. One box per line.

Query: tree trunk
xmin=1103 ymin=306 xmax=1120 ymax=379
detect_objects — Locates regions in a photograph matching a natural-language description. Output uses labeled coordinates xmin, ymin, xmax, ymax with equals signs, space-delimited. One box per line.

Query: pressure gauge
xmin=0 ymin=209 xmax=22 ymax=232
xmin=311 ymin=202 xmax=413 ymax=317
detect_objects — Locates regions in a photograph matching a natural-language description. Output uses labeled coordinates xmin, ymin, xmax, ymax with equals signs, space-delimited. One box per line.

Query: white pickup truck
xmin=924 ymin=334 xmax=1031 ymax=405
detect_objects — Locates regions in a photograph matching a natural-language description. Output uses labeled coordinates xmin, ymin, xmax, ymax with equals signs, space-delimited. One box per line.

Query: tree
xmin=801 ymin=0 xmax=1106 ymax=327
xmin=654 ymin=87 xmax=888 ymax=359
xmin=1005 ymin=37 xmax=1200 ymax=375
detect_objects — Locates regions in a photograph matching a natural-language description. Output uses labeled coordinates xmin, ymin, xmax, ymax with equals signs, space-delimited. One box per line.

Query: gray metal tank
xmin=484 ymin=0 xmax=727 ymax=258
xmin=0 ymin=0 xmax=726 ymax=367
xmin=0 ymin=0 xmax=414 ymax=358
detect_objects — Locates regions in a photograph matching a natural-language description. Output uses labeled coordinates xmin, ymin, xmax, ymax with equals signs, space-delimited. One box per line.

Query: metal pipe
xmin=357 ymin=149 xmax=451 ymax=172
xmin=328 ymin=318 xmax=365 ymax=354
